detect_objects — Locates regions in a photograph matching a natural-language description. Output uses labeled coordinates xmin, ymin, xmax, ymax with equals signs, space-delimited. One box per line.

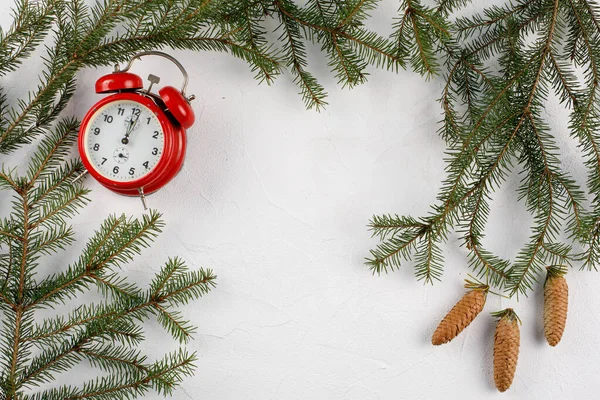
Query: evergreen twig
xmin=369 ymin=0 xmax=600 ymax=297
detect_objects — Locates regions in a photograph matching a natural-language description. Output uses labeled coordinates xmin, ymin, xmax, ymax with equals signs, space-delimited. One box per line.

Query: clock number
xmin=101 ymin=157 xmax=107 ymax=165
xmin=113 ymin=166 xmax=119 ymax=174
xmin=147 ymin=117 xmax=151 ymax=125
xmin=129 ymin=167 xmax=135 ymax=176
xmin=152 ymin=147 xmax=158 ymax=155
xmin=93 ymin=143 xmax=100 ymax=151
xmin=132 ymin=108 xmax=141 ymax=116
xmin=103 ymin=115 xmax=113 ymax=123
xmin=93 ymin=127 xmax=100 ymax=135
xmin=152 ymin=131 xmax=159 ymax=139
xmin=117 ymin=107 xmax=124 ymax=116
xmin=143 ymin=161 xmax=149 ymax=169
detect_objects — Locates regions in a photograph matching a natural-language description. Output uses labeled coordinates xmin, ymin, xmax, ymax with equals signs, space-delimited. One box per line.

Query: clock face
xmin=84 ymin=99 xmax=165 ymax=182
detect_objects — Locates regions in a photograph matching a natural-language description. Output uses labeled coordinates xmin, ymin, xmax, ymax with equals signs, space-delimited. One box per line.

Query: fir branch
xmin=25 ymin=300 xmax=153 ymax=344
xmin=77 ymin=344 xmax=149 ymax=375
xmin=91 ymin=273 xmax=142 ymax=300
xmin=275 ymin=0 xmax=328 ymax=109
xmin=27 ymin=183 xmax=89 ymax=230
xmin=23 ymin=350 xmax=196 ymax=400
xmin=366 ymin=219 xmax=428 ymax=274
xmin=153 ymin=303 xmax=196 ymax=343
xmin=275 ymin=0 xmax=404 ymax=73
xmin=580 ymin=213 xmax=600 ymax=270
xmin=28 ymin=224 xmax=74 ymax=257
xmin=0 ymin=169 xmax=20 ymax=192
xmin=0 ymin=0 xmax=58 ymax=76
xmin=29 ymin=160 xmax=86 ymax=207
xmin=19 ymin=335 xmax=86 ymax=389
xmin=414 ymin=231 xmax=444 ymax=283
xmin=26 ymin=265 xmax=215 ymax=345
xmin=454 ymin=0 xmax=537 ymax=35
xmin=25 ymin=117 xmax=80 ymax=187
xmin=394 ymin=0 xmax=451 ymax=77
xmin=28 ymin=212 xmax=163 ymax=308
xmin=368 ymin=0 xmax=600 ymax=296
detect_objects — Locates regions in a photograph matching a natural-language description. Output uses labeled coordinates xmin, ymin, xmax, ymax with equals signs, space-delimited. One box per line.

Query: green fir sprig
xmin=368 ymin=0 xmax=600 ymax=298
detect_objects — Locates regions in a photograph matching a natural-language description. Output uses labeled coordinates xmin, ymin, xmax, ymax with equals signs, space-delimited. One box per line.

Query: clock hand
xmin=122 ymin=123 xmax=133 ymax=144
xmin=121 ymin=109 xmax=138 ymax=145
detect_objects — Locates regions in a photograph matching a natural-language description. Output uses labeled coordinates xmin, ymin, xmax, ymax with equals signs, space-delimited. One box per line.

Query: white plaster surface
xmin=1 ymin=1 xmax=600 ymax=399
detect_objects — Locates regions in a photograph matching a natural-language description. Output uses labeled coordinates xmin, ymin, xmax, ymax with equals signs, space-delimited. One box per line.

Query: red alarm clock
xmin=78 ymin=51 xmax=195 ymax=207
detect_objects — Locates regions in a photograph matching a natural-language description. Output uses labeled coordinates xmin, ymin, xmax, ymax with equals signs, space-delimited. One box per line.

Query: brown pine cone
xmin=544 ymin=267 xmax=568 ymax=347
xmin=431 ymin=284 xmax=488 ymax=345
xmin=493 ymin=309 xmax=520 ymax=393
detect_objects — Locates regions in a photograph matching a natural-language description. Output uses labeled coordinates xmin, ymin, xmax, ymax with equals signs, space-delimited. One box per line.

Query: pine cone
xmin=544 ymin=268 xmax=568 ymax=347
xmin=493 ymin=309 xmax=520 ymax=393
xmin=431 ymin=285 xmax=487 ymax=345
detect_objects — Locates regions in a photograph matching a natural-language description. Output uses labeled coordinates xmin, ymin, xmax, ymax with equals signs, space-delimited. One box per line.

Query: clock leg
xmin=138 ymin=188 xmax=148 ymax=210
xmin=73 ymin=170 xmax=89 ymax=183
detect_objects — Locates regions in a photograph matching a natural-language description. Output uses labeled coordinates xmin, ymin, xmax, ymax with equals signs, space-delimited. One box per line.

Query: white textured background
xmin=2 ymin=1 xmax=600 ymax=399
